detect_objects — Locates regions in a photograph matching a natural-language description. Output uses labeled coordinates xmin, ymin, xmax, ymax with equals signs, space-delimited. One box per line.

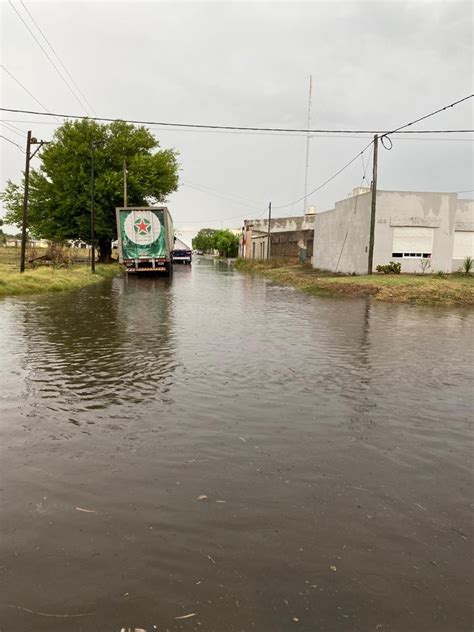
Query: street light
xmin=20 ymin=131 xmax=48 ymax=273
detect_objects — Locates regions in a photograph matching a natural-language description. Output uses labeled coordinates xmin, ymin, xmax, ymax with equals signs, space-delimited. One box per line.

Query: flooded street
xmin=0 ymin=259 xmax=472 ymax=632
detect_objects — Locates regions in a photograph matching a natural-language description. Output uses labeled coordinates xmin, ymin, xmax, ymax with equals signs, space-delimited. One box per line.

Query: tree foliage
xmin=1 ymin=119 xmax=179 ymax=261
xmin=192 ymin=228 xmax=239 ymax=257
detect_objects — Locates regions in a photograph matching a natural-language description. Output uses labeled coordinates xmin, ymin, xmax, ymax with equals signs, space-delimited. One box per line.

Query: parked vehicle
xmin=172 ymin=248 xmax=192 ymax=265
xmin=116 ymin=207 xmax=174 ymax=275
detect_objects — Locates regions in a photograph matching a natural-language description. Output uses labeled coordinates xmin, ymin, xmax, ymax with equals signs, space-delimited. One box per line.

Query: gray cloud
xmin=1 ymin=1 xmax=472 ymax=234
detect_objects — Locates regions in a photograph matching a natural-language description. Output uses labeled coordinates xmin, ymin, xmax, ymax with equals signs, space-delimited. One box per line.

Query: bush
xmin=376 ymin=261 xmax=401 ymax=274
xmin=463 ymin=256 xmax=473 ymax=275
xmin=47 ymin=243 xmax=72 ymax=267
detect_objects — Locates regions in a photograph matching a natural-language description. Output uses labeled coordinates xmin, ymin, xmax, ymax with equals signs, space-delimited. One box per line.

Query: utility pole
xmin=267 ymin=201 xmax=272 ymax=260
xmin=90 ymin=144 xmax=96 ymax=273
xmin=368 ymin=134 xmax=379 ymax=274
xmin=20 ymin=131 xmax=47 ymax=273
xmin=20 ymin=131 xmax=32 ymax=273
xmin=303 ymin=75 xmax=313 ymax=214
xmin=123 ymin=158 xmax=128 ymax=207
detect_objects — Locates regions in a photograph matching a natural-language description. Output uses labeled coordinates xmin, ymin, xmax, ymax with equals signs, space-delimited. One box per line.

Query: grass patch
xmin=234 ymin=259 xmax=474 ymax=305
xmin=0 ymin=263 xmax=121 ymax=298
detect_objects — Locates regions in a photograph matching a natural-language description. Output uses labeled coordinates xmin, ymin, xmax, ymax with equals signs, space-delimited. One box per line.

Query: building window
xmin=392 ymin=252 xmax=431 ymax=258
xmin=392 ymin=227 xmax=434 ymax=259
xmin=453 ymin=231 xmax=474 ymax=259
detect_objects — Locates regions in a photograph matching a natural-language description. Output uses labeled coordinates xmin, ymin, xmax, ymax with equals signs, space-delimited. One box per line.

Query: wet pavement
xmin=0 ymin=258 xmax=473 ymax=631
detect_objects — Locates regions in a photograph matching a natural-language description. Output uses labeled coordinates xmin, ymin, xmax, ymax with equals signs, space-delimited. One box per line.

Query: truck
xmin=116 ymin=206 xmax=174 ymax=275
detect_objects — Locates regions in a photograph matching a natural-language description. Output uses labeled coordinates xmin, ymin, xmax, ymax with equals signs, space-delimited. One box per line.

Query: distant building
xmin=241 ymin=211 xmax=316 ymax=263
xmin=313 ymin=189 xmax=474 ymax=274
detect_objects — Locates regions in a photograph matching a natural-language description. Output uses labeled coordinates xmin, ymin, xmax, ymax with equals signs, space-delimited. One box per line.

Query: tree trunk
xmin=98 ymin=237 xmax=112 ymax=263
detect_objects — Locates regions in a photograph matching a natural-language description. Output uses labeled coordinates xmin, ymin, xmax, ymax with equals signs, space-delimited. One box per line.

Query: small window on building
xmin=391 ymin=252 xmax=432 ymax=259
xmin=453 ymin=231 xmax=474 ymax=259
xmin=392 ymin=227 xmax=434 ymax=260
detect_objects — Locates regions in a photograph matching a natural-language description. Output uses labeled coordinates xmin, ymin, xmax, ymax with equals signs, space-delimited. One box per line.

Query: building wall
xmin=270 ymin=229 xmax=314 ymax=262
xmin=313 ymin=190 xmax=474 ymax=274
xmin=452 ymin=199 xmax=474 ymax=270
xmin=313 ymin=192 xmax=372 ymax=274
xmin=373 ymin=191 xmax=460 ymax=273
xmin=242 ymin=214 xmax=315 ymax=259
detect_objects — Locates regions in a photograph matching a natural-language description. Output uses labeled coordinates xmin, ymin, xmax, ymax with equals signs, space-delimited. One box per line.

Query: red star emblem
xmin=135 ymin=218 xmax=150 ymax=234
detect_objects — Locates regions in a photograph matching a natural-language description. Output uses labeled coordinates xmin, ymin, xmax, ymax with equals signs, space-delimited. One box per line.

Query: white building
xmin=313 ymin=189 xmax=474 ymax=274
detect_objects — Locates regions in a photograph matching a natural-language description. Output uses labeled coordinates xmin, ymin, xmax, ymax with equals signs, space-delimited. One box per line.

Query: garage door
xmin=453 ymin=231 xmax=474 ymax=259
xmin=392 ymin=227 xmax=434 ymax=257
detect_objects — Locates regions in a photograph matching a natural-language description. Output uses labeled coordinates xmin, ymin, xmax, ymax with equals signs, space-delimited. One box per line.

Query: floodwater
xmin=0 ymin=259 xmax=472 ymax=632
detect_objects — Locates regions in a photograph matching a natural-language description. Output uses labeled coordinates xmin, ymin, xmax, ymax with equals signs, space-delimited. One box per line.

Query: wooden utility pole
xmin=20 ymin=132 xmax=46 ymax=272
xmin=123 ymin=158 xmax=128 ymax=207
xmin=267 ymin=201 xmax=272 ymax=260
xmin=368 ymin=134 xmax=379 ymax=274
xmin=20 ymin=131 xmax=32 ymax=273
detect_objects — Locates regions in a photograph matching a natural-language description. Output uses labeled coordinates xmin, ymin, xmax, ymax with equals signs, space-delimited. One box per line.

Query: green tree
xmin=0 ymin=219 xmax=5 ymax=245
xmin=214 ymin=229 xmax=239 ymax=257
xmin=192 ymin=228 xmax=217 ymax=253
xmin=1 ymin=119 xmax=179 ymax=261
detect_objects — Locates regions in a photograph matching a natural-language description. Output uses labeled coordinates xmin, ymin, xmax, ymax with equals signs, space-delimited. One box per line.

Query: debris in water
xmin=293 ymin=616 xmax=300 ymax=622
xmin=197 ymin=495 xmax=208 ymax=501
xmin=75 ymin=507 xmax=97 ymax=513
xmin=175 ymin=612 xmax=196 ymax=620
xmin=216 ymin=500 xmax=226 ymax=503
xmin=8 ymin=604 xmax=94 ymax=618
xmin=330 ymin=565 xmax=337 ymax=572
xmin=207 ymin=554 xmax=216 ymax=564
xmin=239 ymin=437 xmax=246 ymax=442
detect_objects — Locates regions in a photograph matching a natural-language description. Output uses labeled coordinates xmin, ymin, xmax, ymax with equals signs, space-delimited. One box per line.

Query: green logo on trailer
xmin=120 ymin=209 xmax=166 ymax=259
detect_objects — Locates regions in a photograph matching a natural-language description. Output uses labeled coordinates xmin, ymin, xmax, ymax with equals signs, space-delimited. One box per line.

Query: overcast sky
xmin=1 ymin=1 xmax=473 ymax=237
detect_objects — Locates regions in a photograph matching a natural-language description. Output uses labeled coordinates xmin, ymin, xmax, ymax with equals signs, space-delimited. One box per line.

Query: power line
xmin=19 ymin=0 xmax=96 ymax=116
xmin=381 ymin=94 xmax=474 ymax=139
xmin=0 ymin=106 xmax=472 ymax=135
xmin=0 ymin=119 xmax=473 ymax=140
xmin=8 ymin=1 xmax=90 ymax=115
xmin=0 ymin=134 xmax=24 ymax=152
xmin=182 ymin=180 xmax=264 ymax=208
xmin=0 ymin=121 xmax=25 ymax=138
xmin=1 ymin=65 xmax=54 ymax=115
xmin=0 ymin=120 xmax=25 ymax=134
xmin=273 ymin=139 xmax=374 ymax=210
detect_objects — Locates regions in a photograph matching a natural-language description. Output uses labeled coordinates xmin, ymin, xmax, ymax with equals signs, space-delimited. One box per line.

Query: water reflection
xmin=17 ymin=275 xmax=177 ymax=423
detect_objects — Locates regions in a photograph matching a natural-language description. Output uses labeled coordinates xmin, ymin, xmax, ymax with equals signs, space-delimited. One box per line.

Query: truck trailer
xmin=116 ymin=207 xmax=174 ymax=275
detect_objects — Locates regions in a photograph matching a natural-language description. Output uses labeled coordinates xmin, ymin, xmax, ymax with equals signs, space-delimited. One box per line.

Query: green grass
xmin=0 ymin=262 xmax=121 ymax=298
xmin=234 ymin=259 xmax=474 ymax=305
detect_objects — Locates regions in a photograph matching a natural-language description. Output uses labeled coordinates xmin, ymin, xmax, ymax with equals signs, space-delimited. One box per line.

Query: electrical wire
xmin=0 ymin=119 xmax=25 ymax=134
xmin=380 ymin=94 xmax=473 ymax=139
xmin=19 ymin=0 xmax=96 ymax=116
xmin=0 ymin=106 xmax=472 ymax=134
xmin=182 ymin=180 xmax=264 ymax=208
xmin=0 ymin=121 xmax=25 ymax=139
xmin=1 ymin=65 xmax=54 ymax=116
xmin=273 ymin=139 xmax=374 ymax=210
xmin=1 ymin=119 xmax=473 ymax=141
xmin=8 ymin=1 xmax=90 ymax=115
xmin=182 ymin=183 xmax=263 ymax=212
xmin=0 ymin=134 xmax=25 ymax=152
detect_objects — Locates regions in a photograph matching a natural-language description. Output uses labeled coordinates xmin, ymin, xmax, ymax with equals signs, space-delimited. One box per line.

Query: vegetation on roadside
xmin=192 ymin=228 xmax=239 ymax=257
xmin=234 ymin=259 xmax=474 ymax=305
xmin=0 ymin=261 xmax=120 ymax=298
